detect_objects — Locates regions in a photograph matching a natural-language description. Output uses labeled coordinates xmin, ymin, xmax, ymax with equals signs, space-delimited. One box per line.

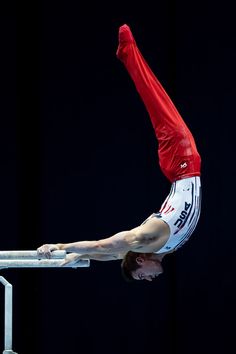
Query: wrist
xmin=56 ymin=243 xmax=64 ymax=250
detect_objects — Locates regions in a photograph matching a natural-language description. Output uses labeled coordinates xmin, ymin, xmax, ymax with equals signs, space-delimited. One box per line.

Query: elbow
xmin=94 ymin=240 xmax=106 ymax=252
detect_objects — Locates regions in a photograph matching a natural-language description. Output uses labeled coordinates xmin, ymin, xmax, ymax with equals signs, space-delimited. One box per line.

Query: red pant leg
xmin=116 ymin=24 xmax=201 ymax=183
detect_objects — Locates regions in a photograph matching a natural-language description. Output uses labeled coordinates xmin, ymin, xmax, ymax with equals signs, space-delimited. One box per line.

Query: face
xmin=132 ymin=257 xmax=163 ymax=282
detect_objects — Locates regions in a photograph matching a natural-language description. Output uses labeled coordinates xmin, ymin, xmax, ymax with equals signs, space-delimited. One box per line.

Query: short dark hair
xmin=121 ymin=251 xmax=142 ymax=282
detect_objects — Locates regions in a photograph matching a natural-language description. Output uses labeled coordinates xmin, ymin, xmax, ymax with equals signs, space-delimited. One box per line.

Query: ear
xmin=136 ymin=256 xmax=145 ymax=265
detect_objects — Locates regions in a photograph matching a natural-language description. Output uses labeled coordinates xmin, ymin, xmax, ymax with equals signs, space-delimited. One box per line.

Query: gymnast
xmin=37 ymin=24 xmax=202 ymax=282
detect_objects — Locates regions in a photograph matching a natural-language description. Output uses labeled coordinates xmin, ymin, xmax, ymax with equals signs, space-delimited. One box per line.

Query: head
xmin=121 ymin=251 xmax=163 ymax=282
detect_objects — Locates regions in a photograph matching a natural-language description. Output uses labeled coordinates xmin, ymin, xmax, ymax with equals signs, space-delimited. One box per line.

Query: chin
xmin=157 ymin=262 xmax=163 ymax=274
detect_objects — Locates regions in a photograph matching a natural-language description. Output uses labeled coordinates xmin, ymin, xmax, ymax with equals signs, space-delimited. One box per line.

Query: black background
xmin=1 ymin=1 xmax=235 ymax=353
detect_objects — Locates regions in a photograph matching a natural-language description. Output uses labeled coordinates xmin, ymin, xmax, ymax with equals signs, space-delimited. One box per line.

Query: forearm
xmin=87 ymin=254 xmax=122 ymax=261
xmin=57 ymin=241 xmax=99 ymax=254
xmin=66 ymin=252 xmax=119 ymax=261
xmin=56 ymin=231 xmax=134 ymax=255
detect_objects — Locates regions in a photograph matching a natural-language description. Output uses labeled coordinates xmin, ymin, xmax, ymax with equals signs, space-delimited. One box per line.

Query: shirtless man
xmin=37 ymin=24 xmax=202 ymax=282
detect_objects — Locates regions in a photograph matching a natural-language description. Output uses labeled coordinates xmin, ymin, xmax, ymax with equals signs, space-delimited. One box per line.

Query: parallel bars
xmin=0 ymin=250 xmax=90 ymax=353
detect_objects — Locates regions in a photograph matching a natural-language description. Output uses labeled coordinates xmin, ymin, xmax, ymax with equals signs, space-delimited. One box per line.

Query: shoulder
xmin=132 ymin=217 xmax=170 ymax=239
xmin=129 ymin=217 xmax=170 ymax=252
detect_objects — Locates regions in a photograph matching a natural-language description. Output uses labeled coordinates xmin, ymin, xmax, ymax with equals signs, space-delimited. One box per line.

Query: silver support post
xmin=0 ymin=276 xmax=18 ymax=354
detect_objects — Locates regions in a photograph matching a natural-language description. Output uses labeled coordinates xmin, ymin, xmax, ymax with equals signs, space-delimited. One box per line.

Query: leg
xmin=116 ymin=24 xmax=201 ymax=182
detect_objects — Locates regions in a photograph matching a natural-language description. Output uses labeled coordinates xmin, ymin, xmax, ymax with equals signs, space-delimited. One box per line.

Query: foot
xmin=116 ymin=24 xmax=136 ymax=60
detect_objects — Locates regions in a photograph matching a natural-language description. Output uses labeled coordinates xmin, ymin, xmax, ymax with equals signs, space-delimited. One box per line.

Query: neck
xmin=150 ymin=253 xmax=167 ymax=261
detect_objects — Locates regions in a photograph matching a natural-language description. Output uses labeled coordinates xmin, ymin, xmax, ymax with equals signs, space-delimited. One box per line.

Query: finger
xmin=60 ymin=261 xmax=67 ymax=267
xmin=37 ymin=249 xmax=45 ymax=258
xmin=38 ymin=248 xmax=49 ymax=259
xmin=60 ymin=259 xmax=71 ymax=267
xmin=45 ymin=251 xmax=52 ymax=259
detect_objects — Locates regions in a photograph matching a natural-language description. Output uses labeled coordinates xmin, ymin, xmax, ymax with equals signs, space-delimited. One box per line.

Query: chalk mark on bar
xmin=0 ymin=250 xmax=66 ymax=259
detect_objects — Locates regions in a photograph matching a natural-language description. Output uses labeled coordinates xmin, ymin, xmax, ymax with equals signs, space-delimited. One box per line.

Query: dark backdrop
xmin=1 ymin=1 xmax=235 ymax=354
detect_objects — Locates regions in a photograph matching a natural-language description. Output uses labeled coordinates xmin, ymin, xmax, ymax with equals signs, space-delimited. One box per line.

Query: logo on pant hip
xmin=180 ymin=162 xmax=188 ymax=168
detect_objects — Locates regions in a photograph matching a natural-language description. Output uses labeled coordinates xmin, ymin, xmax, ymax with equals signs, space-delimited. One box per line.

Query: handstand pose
xmin=37 ymin=24 xmax=201 ymax=281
